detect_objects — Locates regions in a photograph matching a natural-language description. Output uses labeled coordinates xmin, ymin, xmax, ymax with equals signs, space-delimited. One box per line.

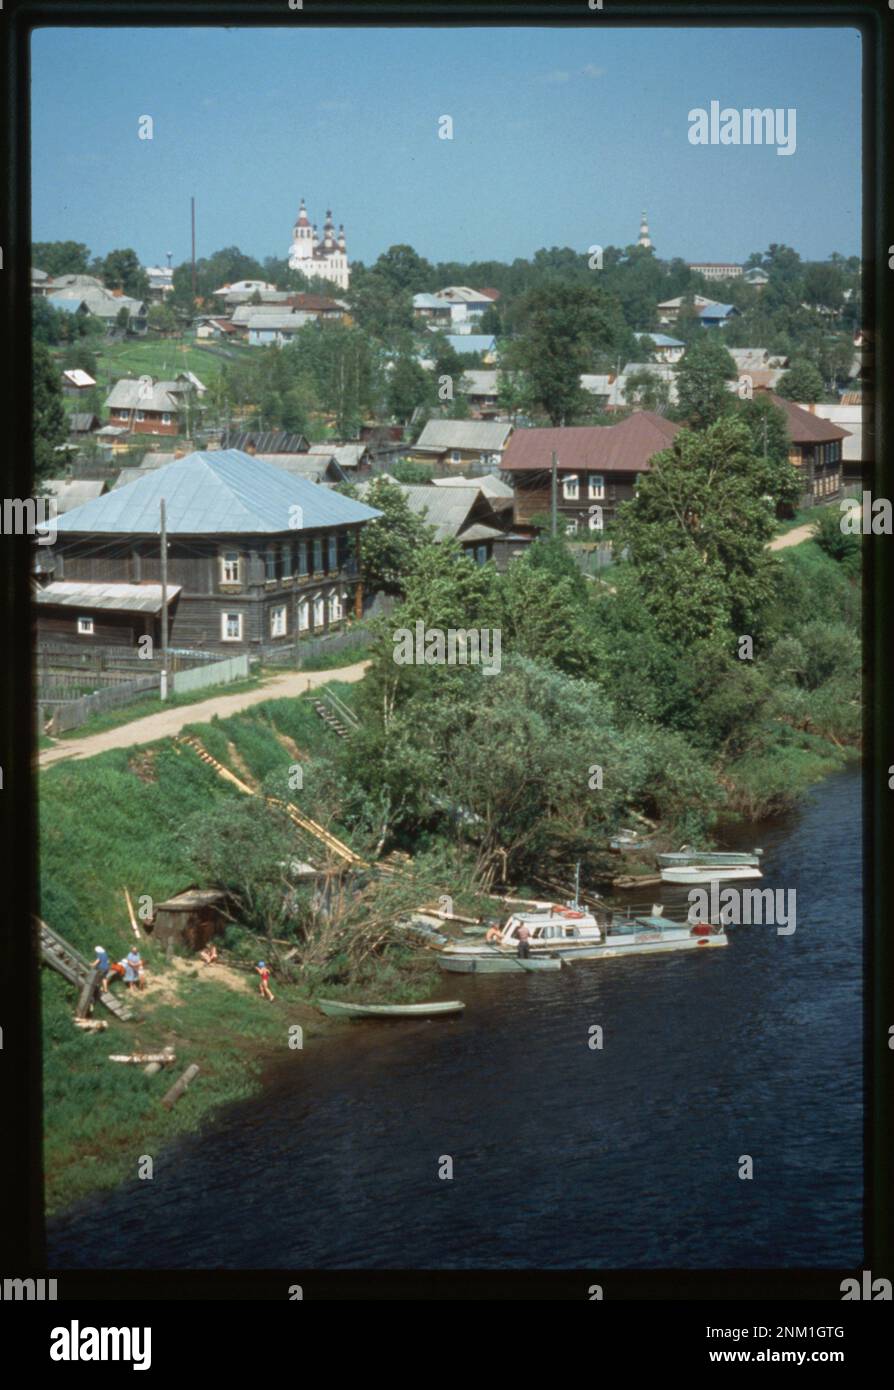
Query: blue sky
xmin=31 ymin=25 xmax=861 ymax=269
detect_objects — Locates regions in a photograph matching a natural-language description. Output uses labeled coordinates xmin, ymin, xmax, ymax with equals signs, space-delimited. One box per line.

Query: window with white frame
xmin=588 ymin=473 xmax=605 ymax=500
xmin=135 ymin=410 xmax=145 ymax=422
xmin=565 ymin=518 xmax=579 ymax=534
xmin=220 ymin=550 xmax=241 ymax=584
xmin=450 ymin=450 xmax=461 ymax=463
xmin=327 ymin=535 xmax=338 ymax=571
xmin=563 ymin=474 xmax=580 ymax=501
xmin=298 ymin=540 xmax=308 ymax=576
xmin=313 ymin=537 xmax=323 ymax=573
xmin=328 ymin=592 xmax=341 ymax=623
xmin=161 ymin=412 xmax=171 ymax=425
xmin=313 ymin=593 xmax=325 ymax=627
xmin=77 ymin=616 xmax=94 ymax=635
xmin=270 ymin=604 xmax=287 ymax=638
xmin=281 ymin=542 xmax=292 ymax=579
xmin=298 ymin=598 xmax=310 ymax=631
xmin=221 ymin=611 xmax=243 ymax=642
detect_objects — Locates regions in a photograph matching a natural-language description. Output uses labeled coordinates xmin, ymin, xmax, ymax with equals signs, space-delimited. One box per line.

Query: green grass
xmin=774 ymin=501 xmax=841 ymax=536
xmin=39 ymin=676 xmax=421 ymax=1212
xmin=54 ymin=674 xmax=264 ymax=741
xmin=297 ymin=637 xmax=372 ymax=671
xmin=91 ymin=335 xmax=228 ymax=387
xmin=42 ymin=959 xmax=330 ymax=1214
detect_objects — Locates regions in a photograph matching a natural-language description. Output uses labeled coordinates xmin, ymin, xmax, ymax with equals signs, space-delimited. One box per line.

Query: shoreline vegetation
xmin=41 ymin=502 xmax=861 ymax=1214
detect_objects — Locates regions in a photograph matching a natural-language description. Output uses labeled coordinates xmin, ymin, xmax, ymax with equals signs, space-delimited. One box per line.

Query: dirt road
xmin=38 ymin=661 xmax=370 ymax=770
xmin=768 ymin=523 xmax=816 ymax=551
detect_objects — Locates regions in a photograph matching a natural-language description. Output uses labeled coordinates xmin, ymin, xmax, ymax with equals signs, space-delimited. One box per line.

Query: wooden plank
xmin=75 ymin=967 xmax=100 ymax=1018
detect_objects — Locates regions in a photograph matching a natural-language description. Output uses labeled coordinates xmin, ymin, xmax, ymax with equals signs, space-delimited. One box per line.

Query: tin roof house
xmin=42 ymin=450 xmax=381 ymax=651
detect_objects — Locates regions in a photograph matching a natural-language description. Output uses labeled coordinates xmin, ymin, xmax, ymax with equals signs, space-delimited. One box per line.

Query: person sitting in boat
xmin=516 ymin=922 xmax=531 ymax=959
xmin=484 ymin=922 xmax=502 ymax=944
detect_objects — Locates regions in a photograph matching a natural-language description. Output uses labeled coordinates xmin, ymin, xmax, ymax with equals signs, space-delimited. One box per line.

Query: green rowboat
xmin=315 ymin=998 xmax=466 ymax=1019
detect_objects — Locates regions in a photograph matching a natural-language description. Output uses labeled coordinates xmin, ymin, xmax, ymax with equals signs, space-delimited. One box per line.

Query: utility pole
xmin=191 ymin=196 xmax=197 ymax=303
xmin=551 ymin=450 xmax=558 ymax=537
xmin=160 ymin=499 xmax=169 ymax=701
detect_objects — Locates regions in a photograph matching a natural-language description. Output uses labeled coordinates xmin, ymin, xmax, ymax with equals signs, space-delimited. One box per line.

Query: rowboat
xmin=660 ymin=864 xmax=763 ymax=884
xmin=437 ymin=954 xmax=564 ymax=974
xmin=315 ymin=998 xmax=466 ymax=1019
xmin=656 ymin=846 xmax=762 ymax=868
xmin=438 ymin=901 xmax=727 ymax=967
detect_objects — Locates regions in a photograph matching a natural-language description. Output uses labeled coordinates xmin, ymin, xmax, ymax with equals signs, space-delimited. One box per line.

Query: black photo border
xmin=1 ymin=0 xmax=891 ymax=1313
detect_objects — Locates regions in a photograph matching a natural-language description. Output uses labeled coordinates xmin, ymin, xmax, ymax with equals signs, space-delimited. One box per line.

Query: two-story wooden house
xmin=761 ymin=393 xmax=850 ymax=503
xmin=499 ymin=413 xmax=681 ymax=532
xmin=40 ymin=450 xmax=382 ymax=651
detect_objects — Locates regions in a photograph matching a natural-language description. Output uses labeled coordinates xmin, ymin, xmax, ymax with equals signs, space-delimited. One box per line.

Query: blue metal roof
xmin=698 ymin=303 xmax=735 ymax=319
xmin=48 ymin=295 xmax=86 ymax=314
xmin=635 ymin=332 xmax=684 ymax=347
xmin=54 ymin=449 xmax=382 ymax=535
xmin=443 ymin=334 xmax=496 ymax=355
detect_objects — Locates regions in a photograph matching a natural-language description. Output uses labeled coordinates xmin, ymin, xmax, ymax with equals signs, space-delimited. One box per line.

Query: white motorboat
xmin=437 ymin=901 xmax=727 ymax=967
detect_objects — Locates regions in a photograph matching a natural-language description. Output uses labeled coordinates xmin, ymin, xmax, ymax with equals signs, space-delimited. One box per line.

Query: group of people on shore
xmin=91 ymin=945 xmax=145 ymax=993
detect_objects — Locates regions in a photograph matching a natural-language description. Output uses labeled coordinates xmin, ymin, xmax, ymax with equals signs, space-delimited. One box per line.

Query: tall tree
xmin=614 ymin=416 xmax=783 ymax=649
xmin=508 ymin=282 xmax=625 ymax=425
xmin=33 ymin=341 xmax=68 ymax=484
xmin=674 ymin=333 xmax=737 ymax=427
xmin=776 ymin=359 xmax=826 ymax=403
xmin=32 ymin=241 xmax=91 ymax=276
xmin=99 ymin=248 xmax=150 ymax=300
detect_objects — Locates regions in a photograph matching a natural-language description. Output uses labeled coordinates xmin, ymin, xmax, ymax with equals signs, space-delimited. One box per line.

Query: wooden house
xmin=408 ymin=419 xmax=512 ymax=469
xmin=761 ymin=393 xmax=850 ymax=503
xmin=44 ymin=449 xmax=382 ymax=651
xmin=500 ymin=413 xmax=681 ymax=532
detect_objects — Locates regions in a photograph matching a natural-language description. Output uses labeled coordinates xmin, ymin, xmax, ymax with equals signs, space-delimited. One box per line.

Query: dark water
xmin=48 ymin=766 xmax=863 ymax=1269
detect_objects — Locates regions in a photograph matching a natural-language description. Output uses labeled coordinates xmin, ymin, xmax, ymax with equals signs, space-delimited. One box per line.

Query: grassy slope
xmin=40 ymin=686 xmax=363 ymax=1213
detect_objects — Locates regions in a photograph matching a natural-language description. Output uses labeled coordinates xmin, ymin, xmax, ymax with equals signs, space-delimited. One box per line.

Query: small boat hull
xmin=660 ymin=865 xmax=763 ymax=884
xmin=315 ymin=998 xmax=466 ymax=1018
xmin=656 ymin=848 xmax=762 ymax=869
xmin=437 ymin=955 xmax=563 ymax=974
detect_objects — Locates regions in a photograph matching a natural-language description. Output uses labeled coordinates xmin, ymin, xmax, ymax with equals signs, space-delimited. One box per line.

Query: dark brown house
xmin=43 ymin=449 xmax=382 ymax=651
xmin=760 ymin=392 xmax=849 ymax=503
xmin=500 ymin=413 xmax=681 ymax=532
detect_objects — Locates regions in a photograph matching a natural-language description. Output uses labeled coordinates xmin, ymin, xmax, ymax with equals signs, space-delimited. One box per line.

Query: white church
xmin=288 ymin=200 xmax=350 ymax=291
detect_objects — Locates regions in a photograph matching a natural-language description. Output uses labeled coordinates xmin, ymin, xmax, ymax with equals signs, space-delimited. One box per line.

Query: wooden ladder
xmin=37 ymin=918 xmax=134 ymax=1022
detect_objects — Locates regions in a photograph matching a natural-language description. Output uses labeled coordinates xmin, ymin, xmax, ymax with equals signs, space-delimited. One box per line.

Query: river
xmin=47 ymin=765 xmax=862 ymax=1269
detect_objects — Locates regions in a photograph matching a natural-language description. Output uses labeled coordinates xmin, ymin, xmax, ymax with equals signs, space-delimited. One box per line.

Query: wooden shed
xmin=150 ymin=888 xmax=228 ymax=952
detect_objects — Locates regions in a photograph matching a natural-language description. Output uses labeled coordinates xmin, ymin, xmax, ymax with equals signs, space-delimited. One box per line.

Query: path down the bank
xmin=38 ymin=661 xmax=371 ymax=769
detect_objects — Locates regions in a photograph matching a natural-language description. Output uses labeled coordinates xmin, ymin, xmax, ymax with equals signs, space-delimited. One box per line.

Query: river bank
xmin=40 ymin=630 xmax=860 ymax=1218
xmin=47 ymin=764 xmax=863 ymax=1268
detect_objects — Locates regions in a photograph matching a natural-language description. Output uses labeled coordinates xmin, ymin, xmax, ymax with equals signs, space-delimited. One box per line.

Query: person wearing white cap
xmin=91 ymin=946 xmax=110 ymax=978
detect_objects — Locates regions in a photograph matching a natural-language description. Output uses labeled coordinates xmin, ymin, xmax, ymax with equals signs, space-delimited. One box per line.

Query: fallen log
xmin=162 ymin=1063 xmax=200 ymax=1108
xmin=109 ymin=1051 xmax=177 ymax=1065
xmin=144 ymin=1047 xmax=176 ymax=1077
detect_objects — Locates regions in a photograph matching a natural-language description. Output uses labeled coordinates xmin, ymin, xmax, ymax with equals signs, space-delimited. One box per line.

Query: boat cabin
xmin=501 ymin=910 xmax=602 ymax=944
